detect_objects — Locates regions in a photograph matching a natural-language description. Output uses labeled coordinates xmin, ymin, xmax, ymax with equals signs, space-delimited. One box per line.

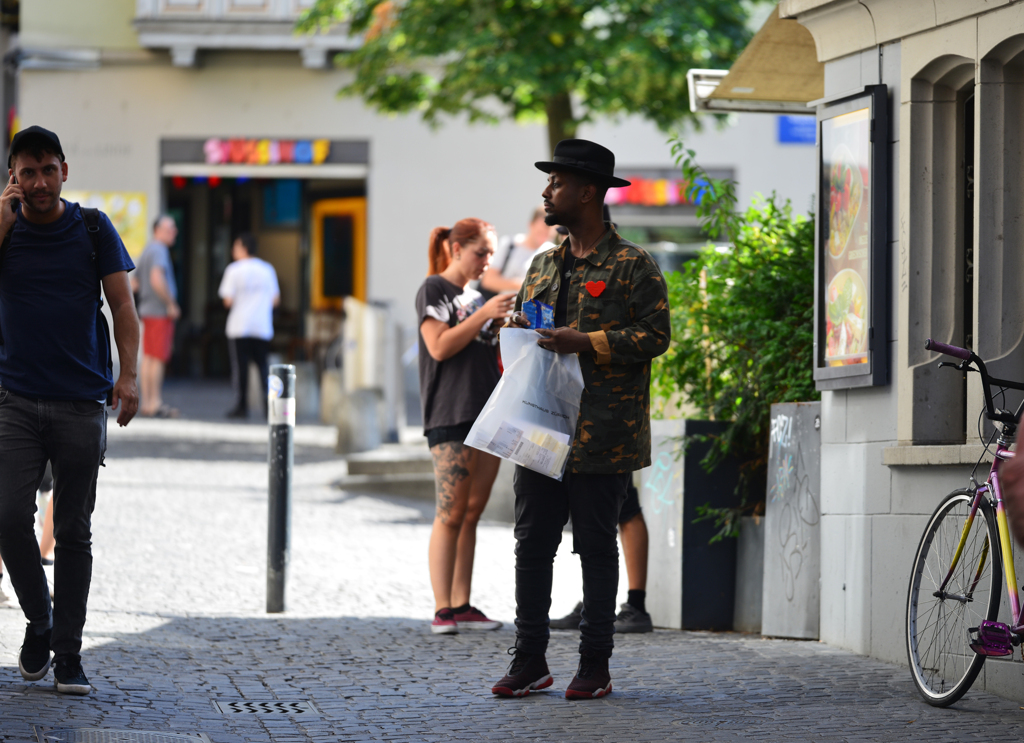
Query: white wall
xmin=19 ymin=54 xmax=815 ymax=331
xmin=584 ymin=113 xmax=817 ymax=216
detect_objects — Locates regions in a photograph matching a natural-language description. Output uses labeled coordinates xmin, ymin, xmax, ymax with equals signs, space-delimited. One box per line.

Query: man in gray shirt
xmin=134 ymin=215 xmax=180 ymax=417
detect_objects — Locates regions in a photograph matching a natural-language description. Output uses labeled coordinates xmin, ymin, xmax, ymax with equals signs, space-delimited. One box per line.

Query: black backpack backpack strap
xmin=81 ymin=207 xmax=114 ymax=405
xmin=0 ymin=224 xmax=13 ymax=273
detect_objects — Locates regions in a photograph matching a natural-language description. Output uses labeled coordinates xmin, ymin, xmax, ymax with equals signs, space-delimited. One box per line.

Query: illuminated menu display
xmin=820 ymin=108 xmax=871 ymax=368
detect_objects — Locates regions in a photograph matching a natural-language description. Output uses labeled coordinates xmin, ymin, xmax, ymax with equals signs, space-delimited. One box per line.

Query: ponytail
xmin=427 ymin=218 xmax=495 ymax=276
xmin=428 ymin=226 xmax=452 ymax=276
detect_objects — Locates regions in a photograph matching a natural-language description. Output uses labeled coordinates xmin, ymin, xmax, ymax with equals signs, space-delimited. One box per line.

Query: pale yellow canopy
xmin=694 ymin=5 xmax=823 ymax=113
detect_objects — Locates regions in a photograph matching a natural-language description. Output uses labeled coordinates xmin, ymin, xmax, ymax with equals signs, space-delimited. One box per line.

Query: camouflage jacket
xmin=516 ymin=225 xmax=671 ymax=474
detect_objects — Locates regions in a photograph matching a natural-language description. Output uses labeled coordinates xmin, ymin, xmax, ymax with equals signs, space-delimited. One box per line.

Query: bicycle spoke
xmin=907 ymin=493 xmax=999 ymax=705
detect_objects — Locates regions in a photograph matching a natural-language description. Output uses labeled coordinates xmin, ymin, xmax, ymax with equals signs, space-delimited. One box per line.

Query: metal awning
xmin=687 ymin=6 xmax=823 ymax=115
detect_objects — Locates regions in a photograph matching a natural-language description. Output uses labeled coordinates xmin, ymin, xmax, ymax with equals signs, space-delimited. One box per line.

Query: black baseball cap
xmin=8 ymin=126 xmax=65 ymax=168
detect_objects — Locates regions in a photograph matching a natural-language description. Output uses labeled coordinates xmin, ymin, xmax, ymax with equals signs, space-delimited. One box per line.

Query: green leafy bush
xmin=654 ymin=141 xmax=819 ymax=541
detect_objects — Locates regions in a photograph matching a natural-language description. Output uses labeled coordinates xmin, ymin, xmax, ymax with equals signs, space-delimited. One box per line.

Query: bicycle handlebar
xmin=925 ymin=339 xmax=1024 ymax=425
xmin=925 ymin=338 xmax=972 ymax=361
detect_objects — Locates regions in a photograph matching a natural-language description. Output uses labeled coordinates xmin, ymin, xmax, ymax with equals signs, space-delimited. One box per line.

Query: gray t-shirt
xmin=136 ymin=240 xmax=177 ymax=318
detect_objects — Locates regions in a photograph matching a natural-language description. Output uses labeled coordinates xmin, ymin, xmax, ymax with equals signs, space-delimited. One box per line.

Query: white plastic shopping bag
xmin=464 ymin=327 xmax=585 ymax=480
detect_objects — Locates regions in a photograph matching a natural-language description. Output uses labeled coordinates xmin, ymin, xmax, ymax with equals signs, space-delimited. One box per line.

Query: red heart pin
xmin=586 ymin=280 xmax=606 ymax=298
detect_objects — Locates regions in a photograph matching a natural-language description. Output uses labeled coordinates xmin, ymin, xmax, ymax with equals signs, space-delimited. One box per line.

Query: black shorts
xmin=425 ymin=421 xmax=474 ymax=449
xmin=619 ymin=480 xmax=642 ymax=524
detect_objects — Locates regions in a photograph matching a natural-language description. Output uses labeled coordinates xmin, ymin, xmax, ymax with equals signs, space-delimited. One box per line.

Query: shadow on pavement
xmin=1 ymin=613 xmax=1011 ymax=742
xmin=0 ymin=615 xmax=737 ymax=742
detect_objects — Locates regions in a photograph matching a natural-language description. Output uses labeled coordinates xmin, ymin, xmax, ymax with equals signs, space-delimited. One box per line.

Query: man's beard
xmin=543 ymin=212 xmax=561 ymax=227
xmin=25 ymin=191 xmax=57 ymax=213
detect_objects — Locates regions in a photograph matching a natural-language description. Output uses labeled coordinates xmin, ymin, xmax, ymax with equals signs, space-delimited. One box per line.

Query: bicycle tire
xmin=906 ymin=489 xmax=1002 ymax=706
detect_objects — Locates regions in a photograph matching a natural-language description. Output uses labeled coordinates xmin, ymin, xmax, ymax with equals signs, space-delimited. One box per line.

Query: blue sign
xmin=777 ymin=115 xmax=816 ymax=145
xmin=263 ymin=179 xmax=302 ymax=226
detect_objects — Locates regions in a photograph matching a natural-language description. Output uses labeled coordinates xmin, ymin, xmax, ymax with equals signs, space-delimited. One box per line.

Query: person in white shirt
xmin=218 ymin=233 xmax=280 ymax=419
xmin=478 ymin=206 xmax=555 ymax=298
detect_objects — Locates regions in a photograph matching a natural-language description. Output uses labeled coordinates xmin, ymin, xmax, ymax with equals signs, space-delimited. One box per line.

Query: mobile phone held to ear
xmin=9 ymin=176 xmax=16 ymax=213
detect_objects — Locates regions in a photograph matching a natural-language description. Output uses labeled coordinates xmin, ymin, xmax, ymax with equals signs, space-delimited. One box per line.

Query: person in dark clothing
xmin=491 ymin=139 xmax=670 ymax=700
xmin=0 ymin=126 xmax=139 ymax=695
xmin=550 ymin=480 xmax=654 ymax=634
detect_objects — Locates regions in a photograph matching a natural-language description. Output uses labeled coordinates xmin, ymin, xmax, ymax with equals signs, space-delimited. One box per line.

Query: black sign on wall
xmin=813 ymin=85 xmax=890 ymax=390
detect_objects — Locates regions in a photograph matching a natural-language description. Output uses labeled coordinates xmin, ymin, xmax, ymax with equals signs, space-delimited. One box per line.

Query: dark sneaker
xmin=453 ymin=605 xmax=502 ymax=631
xmin=565 ymin=652 xmax=612 ymax=699
xmin=614 ymin=602 xmax=653 ymax=633
xmin=491 ymin=648 xmax=553 ymax=697
xmin=53 ymin=656 xmax=91 ymax=695
xmin=431 ymin=608 xmax=459 ymax=635
xmin=549 ymin=601 xmax=583 ymax=630
xmin=18 ymin=626 xmax=52 ymax=681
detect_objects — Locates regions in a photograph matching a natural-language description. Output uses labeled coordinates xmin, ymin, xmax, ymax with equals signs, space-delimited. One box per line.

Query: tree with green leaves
xmin=298 ymin=0 xmax=762 ymax=155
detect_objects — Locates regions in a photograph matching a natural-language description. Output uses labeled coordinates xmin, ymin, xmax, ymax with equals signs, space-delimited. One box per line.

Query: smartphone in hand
xmin=9 ymin=176 xmax=17 ymax=213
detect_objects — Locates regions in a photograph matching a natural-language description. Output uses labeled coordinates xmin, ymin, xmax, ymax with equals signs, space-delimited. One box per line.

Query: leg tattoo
xmin=432 ymin=442 xmax=470 ymax=523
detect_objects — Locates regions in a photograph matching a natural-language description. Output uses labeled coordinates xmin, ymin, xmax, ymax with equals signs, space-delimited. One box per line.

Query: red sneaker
xmin=565 ymin=652 xmax=612 ymax=699
xmin=453 ymin=605 xmax=502 ymax=631
xmin=491 ymin=649 xmax=553 ymax=697
xmin=431 ymin=608 xmax=459 ymax=635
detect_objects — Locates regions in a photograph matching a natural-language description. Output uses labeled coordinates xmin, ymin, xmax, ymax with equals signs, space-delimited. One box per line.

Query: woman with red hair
xmin=416 ymin=218 xmax=515 ymax=634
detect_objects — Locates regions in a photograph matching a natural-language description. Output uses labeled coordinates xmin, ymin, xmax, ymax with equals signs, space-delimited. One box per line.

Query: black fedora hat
xmin=536 ymin=139 xmax=631 ymax=188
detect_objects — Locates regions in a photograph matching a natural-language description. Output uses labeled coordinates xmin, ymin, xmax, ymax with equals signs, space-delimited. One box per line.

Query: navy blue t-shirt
xmin=0 ymin=200 xmax=135 ymax=400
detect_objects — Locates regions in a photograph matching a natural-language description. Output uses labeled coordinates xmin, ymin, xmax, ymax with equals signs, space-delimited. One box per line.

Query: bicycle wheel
xmin=906 ymin=489 xmax=1002 ymax=706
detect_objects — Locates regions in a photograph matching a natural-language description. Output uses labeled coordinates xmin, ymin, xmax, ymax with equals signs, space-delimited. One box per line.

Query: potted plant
xmin=643 ymin=141 xmax=818 ymax=631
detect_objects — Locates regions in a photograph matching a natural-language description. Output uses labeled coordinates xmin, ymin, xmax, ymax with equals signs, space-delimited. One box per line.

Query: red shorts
xmin=142 ymin=317 xmax=175 ymax=363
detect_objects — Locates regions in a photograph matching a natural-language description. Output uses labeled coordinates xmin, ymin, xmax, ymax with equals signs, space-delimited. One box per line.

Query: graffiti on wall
xmin=769 ymin=412 xmax=820 ymax=602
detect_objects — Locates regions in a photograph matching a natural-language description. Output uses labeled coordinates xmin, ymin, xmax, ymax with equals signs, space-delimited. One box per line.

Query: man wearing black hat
xmin=0 ymin=126 xmax=139 ymax=695
xmin=491 ymin=139 xmax=670 ymax=699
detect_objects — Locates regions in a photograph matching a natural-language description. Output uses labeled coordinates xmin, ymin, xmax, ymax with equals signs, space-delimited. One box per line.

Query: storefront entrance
xmin=161 ymin=175 xmax=366 ymax=379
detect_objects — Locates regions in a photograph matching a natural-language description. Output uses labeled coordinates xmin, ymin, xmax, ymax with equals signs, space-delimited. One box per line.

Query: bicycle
xmin=906 ymin=338 xmax=1024 ymax=706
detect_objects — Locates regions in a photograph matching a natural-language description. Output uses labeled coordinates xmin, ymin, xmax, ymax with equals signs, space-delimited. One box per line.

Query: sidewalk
xmin=1 ymin=398 xmax=1024 ymax=741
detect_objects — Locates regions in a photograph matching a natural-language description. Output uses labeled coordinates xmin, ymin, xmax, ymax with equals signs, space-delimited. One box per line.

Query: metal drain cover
xmin=214 ymin=700 xmax=319 ymax=715
xmin=35 ymin=731 xmax=211 ymax=743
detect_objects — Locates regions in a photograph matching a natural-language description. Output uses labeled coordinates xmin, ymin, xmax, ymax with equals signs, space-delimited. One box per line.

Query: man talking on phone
xmin=0 ymin=126 xmax=139 ymax=695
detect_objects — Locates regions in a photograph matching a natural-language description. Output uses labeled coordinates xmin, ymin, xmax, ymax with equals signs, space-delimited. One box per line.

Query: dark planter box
xmin=638 ymin=419 xmax=743 ymax=631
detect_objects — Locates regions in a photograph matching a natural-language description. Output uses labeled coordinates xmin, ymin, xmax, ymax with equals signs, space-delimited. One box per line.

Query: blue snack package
xmin=523 ymin=299 xmax=555 ymax=329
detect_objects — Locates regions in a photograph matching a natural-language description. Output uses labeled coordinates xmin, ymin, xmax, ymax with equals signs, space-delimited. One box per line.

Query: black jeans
xmin=513 ymin=466 xmax=629 ymax=658
xmin=0 ymin=389 xmax=106 ymax=659
xmin=228 ymin=337 xmax=270 ymax=415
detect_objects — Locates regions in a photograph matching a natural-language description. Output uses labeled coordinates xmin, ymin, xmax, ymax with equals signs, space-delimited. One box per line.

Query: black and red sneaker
xmin=491 ymin=648 xmax=553 ymax=697
xmin=565 ymin=652 xmax=612 ymax=699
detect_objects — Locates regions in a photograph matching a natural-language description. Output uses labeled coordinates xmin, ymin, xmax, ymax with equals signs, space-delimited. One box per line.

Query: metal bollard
xmin=267 ymin=363 xmax=295 ymax=613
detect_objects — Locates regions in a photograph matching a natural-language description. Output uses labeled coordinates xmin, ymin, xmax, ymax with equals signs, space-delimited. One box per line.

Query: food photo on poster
xmin=820 ymin=107 xmax=871 ymax=367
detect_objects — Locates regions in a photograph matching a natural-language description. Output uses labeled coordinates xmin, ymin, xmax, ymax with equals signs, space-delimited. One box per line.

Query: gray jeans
xmin=0 ymin=388 xmax=106 ymax=660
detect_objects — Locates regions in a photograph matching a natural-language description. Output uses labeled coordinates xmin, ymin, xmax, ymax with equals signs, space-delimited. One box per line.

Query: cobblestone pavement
xmin=1 ymin=405 xmax=1024 ymax=741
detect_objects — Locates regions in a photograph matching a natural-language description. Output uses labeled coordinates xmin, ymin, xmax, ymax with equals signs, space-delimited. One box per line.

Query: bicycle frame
xmin=941 ymin=446 xmax=1021 ymax=629
xmin=924 ymin=337 xmax=1024 ymax=636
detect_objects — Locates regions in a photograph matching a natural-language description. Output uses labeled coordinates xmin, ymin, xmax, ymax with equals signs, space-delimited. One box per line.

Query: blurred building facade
xmin=14 ymin=0 xmax=814 ymax=382
xmin=770 ymin=0 xmax=1024 ymax=703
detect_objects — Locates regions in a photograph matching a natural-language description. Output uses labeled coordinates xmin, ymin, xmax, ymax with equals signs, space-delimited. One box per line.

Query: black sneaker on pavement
xmin=491 ymin=648 xmax=553 ymax=697
xmin=614 ymin=602 xmax=653 ymax=633
xmin=549 ymin=601 xmax=583 ymax=630
xmin=18 ymin=626 xmax=52 ymax=681
xmin=565 ymin=652 xmax=612 ymax=699
xmin=53 ymin=655 xmax=91 ymax=695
